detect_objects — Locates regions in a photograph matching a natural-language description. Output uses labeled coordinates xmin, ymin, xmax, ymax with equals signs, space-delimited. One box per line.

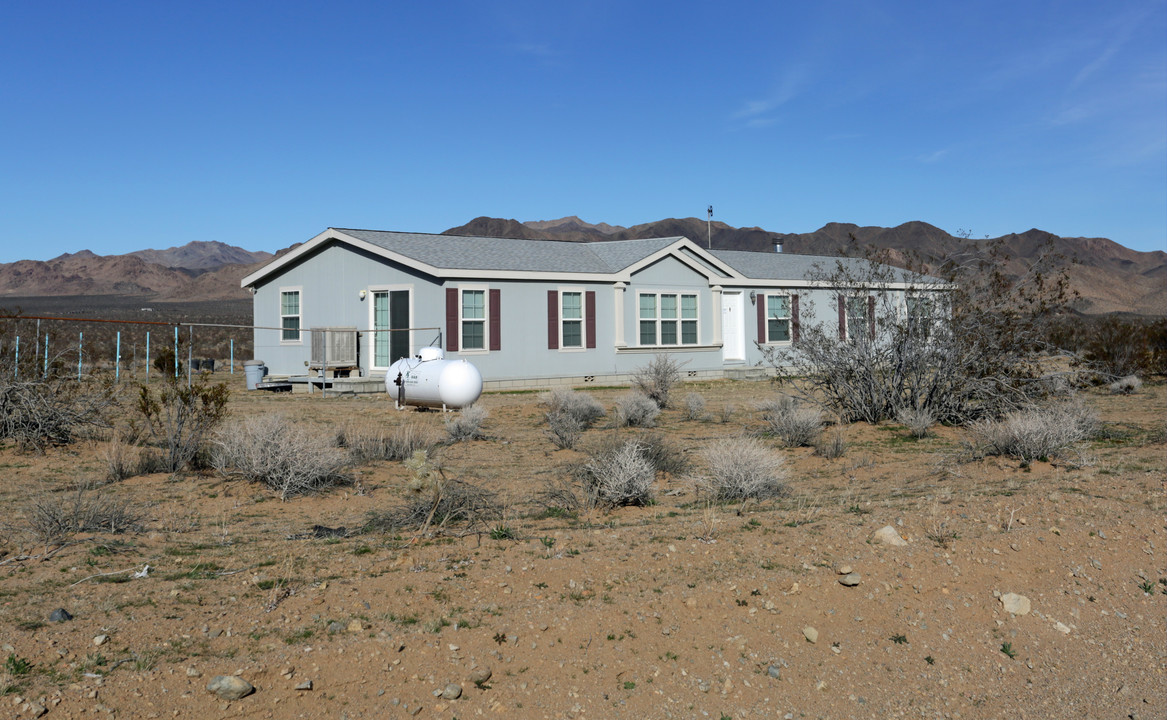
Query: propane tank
xmin=385 ymin=348 xmax=483 ymax=410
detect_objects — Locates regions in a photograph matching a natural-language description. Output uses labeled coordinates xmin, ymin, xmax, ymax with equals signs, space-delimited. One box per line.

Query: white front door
xmin=722 ymin=292 xmax=745 ymax=362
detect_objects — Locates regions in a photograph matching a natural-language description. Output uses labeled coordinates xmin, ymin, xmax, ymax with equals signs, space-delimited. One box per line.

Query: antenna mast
xmin=707 ymin=205 xmax=713 ymax=249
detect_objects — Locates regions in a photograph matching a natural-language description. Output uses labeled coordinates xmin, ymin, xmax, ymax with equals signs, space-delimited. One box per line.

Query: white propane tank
xmin=385 ymin=348 xmax=483 ymax=410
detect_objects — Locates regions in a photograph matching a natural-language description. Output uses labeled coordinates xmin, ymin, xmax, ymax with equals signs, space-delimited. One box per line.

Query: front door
xmin=722 ymin=291 xmax=745 ymax=362
xmin=372 ymin=290 xmax=411 ymax=368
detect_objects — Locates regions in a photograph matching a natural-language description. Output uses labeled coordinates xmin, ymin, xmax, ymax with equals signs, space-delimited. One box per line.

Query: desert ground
xmin=1 ymin=374 xmax=1164 ymax=720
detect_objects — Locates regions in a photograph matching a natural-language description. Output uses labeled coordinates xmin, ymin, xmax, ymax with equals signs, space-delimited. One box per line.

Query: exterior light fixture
xmin=749 ymin=291 xmax=757 ymax=305
xmin=359 ymin=289 xmax=367 ymax=300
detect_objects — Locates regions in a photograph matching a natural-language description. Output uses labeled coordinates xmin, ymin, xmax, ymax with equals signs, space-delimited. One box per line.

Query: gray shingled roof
xmin=710 ymin=249 xmax=937 ymax=284
xmin=338 ymin=229 xmax=680 ymax=274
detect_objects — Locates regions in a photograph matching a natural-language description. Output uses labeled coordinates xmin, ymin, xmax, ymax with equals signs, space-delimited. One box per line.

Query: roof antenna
xmin=707 ymin=205 xmax=713 ymax=250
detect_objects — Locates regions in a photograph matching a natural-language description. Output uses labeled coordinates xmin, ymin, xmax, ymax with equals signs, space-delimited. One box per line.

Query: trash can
xmin=243 ymin=360 xmax=266 ymax=390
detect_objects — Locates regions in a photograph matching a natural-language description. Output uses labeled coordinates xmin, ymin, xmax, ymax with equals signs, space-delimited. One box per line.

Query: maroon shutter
xmin=446 ymin=288 xmax=458 ymax=352
xmin=585 ymin=291 xmax=596 ymax=349
xmin=867 ymin=295 xmax=875 ymax=338
xmin=756 ymin=293 xmax=766 ymax=342
xmin=547 ymin=290 xmax=559 ymax=350
xmin=791 ymin=294 xmax=800 ymax=344
xmin=838 ymin=294 xmax=846 ymax=340
xmin=489 ymin=288 xmax=501 ymax=351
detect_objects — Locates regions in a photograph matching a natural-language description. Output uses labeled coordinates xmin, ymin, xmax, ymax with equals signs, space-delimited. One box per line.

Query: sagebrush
xmin=971 ymin=400 xmax=1097 ymax=462
xmin=445 ymin=404 xmax=488 ymax=442
xmin=615 ymin=392 xmax=660 ymax=428
xmin=213 ymin=414 xmax=350 ymax=500
xmin=697 ymin=436 xmax=787 ymax=503
xmin=758 ymin=395 xmax=823 ymax=447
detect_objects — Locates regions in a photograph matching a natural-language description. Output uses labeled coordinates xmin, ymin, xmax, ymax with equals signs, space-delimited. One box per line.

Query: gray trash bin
xmin=243 ymin=360 xmax=266 ymax=390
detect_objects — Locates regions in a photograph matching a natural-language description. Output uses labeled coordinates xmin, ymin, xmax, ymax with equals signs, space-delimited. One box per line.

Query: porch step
xmin=722 ymin=366 xmax=769 ymax=381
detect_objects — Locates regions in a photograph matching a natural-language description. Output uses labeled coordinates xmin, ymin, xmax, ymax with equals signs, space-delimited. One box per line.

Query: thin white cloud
xmin=732 ymin=64 xmax=810 ymax=127
xmin=917 ymin=149 xmax=950 ymax=164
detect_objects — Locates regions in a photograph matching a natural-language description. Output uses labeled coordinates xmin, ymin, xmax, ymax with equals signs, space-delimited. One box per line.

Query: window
xmin=371 ymin=288 xmax=411 ymax=367
xmin=638 ymin=292 xmax=698 ymax=346
xmin=906 ymin=293 xmax=934 ymax=338
xmin=461 ymin=289 xmax=485 ymax=350
xmin=280 ymin=289 xmax=301 ymax=343
xmin=842 ymin=295 xmax=873 ymax=342
xmin=766 ymin=294 xmax=791 ymax=343
xmin=561 ymin=291 xmax=583 ymax=348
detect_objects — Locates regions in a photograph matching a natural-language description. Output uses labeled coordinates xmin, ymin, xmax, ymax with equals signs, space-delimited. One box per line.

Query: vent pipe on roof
xmin=773 ymin=239 xmax=784 ymax=253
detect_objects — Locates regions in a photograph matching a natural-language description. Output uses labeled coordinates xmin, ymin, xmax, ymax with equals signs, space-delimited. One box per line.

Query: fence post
xmin=230 ymin=338 xmax=234 ymax=374
xmin=173 ymin=326 xmax=178 ymax=379
xmin=116 ymin=331 xmax=121 ymax=383
xmin=13 ymin=336 xmax=18 ymax=379
xmin=43 ymin=334 xmax=48 ymax=379
xmin=146 ymin=331 xmax=150 ymax=382
xmin=186 ymin=325 xmax=192 ymax=389
xmin=78 ymin=332 xmax=83 ymax=381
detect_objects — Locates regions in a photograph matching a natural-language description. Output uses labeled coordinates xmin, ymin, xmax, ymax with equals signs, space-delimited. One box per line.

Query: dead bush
xmin=445 ymin=404 xmax=488 ymax=442
xmin=340 ymin=421 xmax=440 ymax=462
xmin=21 ymin=488 xmax=142 ymax=549
xmin=539 ymin=388 xmax=606 ymax=428
xmin=615 ymin=392 xmax=660 ymax=428
xmin=364 ymin=451 xmax=502 ymax=536
xmin=137 ymin=378 xmax=229 ymax=473
xmin=0 ymin=375 xmax=118 ymax=453
xmin=897 ymin=406 xmax=935 ymax=439
xmin=213 ymin=415 xmax=351 ymax=500
xmin=971 ymin=399 xmax=1098 ymax=462
xmin=101 ymin=438 xmax=143 ymax=483
xmin=758 ymin=395 xmax=823 ymax=447
xmin=630 ymin=431 xmax=690 ymax=477
xmin=576 ymin=439 xmax=656 ymax=508
xmin=814 ymin=427 xmax=848 ymax=459
xmin=632 ymin=355 xmax=683 ymax=409
xmin=1108 ymin=375 xmax=1142 ymax=395
xmin=545 ymin=408 xmax=585 ymax=450
xmin=697 ymin=436 xmax=787 ymax=503
xmin=683 ymin=393 xmax=708 ymax=421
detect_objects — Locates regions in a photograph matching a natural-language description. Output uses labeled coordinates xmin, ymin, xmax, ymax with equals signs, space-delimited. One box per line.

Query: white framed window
xmin=638 ymin=291 xmax=699 ymax=346
xmin=765 ymin=294 xmax=791 ymax=343
xmin=460 ymin=286 xmax=488 ymax=352
xmin=280 ymin=287 xmax=302 ymax=344
xmin=844 ymin=295 xmax=871 ymax=342
xmin=369 ymin=285 xmax=413 ymax=368
xmin=561 ymin=289 xmax=584 ymax=349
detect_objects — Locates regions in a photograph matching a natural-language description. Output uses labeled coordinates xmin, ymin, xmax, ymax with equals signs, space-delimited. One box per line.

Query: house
xmin=241 ymin=228 xmax=931 ymax=390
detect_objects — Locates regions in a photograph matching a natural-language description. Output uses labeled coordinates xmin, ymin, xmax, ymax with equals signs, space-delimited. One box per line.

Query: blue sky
xmin=2 ymin=1 xmax=1164 ymax=262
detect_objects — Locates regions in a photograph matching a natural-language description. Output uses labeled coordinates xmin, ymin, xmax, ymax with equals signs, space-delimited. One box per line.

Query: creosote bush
xmin=632 ymin=355 xmax=683 ymax=409
xmin=137 ymin=377 xmax=229 ymax=473
xmin=213 ymin=415 xmax=350 ymax=500
xmin=576 ymin=439 xmax=656 ymax=509
xmin=758 ymin=395 xmax=823 ymax=447
xmin=971 ymin=399 xmax=1098 ymax=463
xmin=615 ymin=392 xmax=660 ymax=428
xmin=445 ymin=404 xmax=488 ymax=442
xmin=697 ymin=436 xmax=787 ymax=502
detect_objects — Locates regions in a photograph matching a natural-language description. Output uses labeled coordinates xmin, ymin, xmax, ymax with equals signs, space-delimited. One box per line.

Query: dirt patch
xmin=1 ymin=378 xmax=1164 ymax=719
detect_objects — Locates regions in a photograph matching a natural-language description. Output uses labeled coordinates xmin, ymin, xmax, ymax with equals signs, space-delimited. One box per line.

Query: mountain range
xmin=0 ymin=220 xmax=1161 ymax=316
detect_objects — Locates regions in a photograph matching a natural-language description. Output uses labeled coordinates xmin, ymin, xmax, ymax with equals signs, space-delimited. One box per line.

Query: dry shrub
xmin=539 ymin=388 xmax=606 ymax=427
xmin=631 ymin=431 xmax=690 ymax=477
xmin=576 ymin=439 xmax=655 ymax=508
xmin=340 ymin=420 xmax=440 ymax=462
xmin=364 ymin=450 xmax=502 ymax=536
xmin=20 ymin=488 xmax=142 ymax=549
xmin=632 ymin=355 xmax=682 ymax=409
xmin=897 ymin=406 xmax=935 ymax=439
xmin=213 ymin=415 xmax=350 ymax=500
xmin=1108 ymin=375 xmax=1142 ymax=395
xmin=445 ymin=404 xmax=488 ymax=442
xmin=101 ymin=438 xmax=142 ymax=483
xmin=971 ymin=400 xmax=1098 ymax=463
xmin=697 ymin=436 xmax=787 ymax=502
xmin=758 ymin=395 xmax=823 ymax=447
xmin=814 ymin=427 xmax=848 ymax=459
xmin=545 ymin=408 xmax=584 ymax=450
xmin=683 ymin=393 xmax=708 ymax=421
xmin=137 ymin=378 xmax=229 ymax=473
xmin=0 ymin=375 xmax=118 ymax=453
xmin=615 ymin=392 xmax=660 ymax=428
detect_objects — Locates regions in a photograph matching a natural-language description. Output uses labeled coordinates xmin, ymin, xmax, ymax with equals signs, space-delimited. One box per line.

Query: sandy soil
xmin=1 ymin=376 xmax=1164 ymax=720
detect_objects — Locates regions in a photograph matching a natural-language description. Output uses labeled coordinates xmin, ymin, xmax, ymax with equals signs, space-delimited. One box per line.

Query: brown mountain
xmin=128 ymin=241 xmax=271 ymax=273
xmin=445 ymin=217 xmax=1165 ymax=316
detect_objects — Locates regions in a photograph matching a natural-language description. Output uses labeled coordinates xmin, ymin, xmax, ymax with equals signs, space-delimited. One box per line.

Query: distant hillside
xmin=128 ymin=241 xmax=271 ymax=272
xmin=446 ymin=217 xmax=1165 ymax=316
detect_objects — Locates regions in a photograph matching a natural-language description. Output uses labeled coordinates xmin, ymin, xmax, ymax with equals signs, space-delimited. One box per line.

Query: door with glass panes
xmin=372 ymin=290 xmax=411 ymax=368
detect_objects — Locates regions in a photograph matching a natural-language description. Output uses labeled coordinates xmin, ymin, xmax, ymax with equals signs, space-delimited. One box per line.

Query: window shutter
xmin=791 ymin=294 xmax=800 ymax=343
xmin=867 ymin=295 xmax=875 ymax=338
xmin=838 ymin=294 xmax=847 ymax=340
xmin=756 ymin=293 xmax=766 ymax=342
xmin=446 ymin=288 xmax=458 ymax=352
xmin=585 ymin=291 xmax=596 ymax=349
xmin=489 ymin=288 xmax=501 ymax=351
xmin=547 ymin=290 xmax=559 ymax=350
